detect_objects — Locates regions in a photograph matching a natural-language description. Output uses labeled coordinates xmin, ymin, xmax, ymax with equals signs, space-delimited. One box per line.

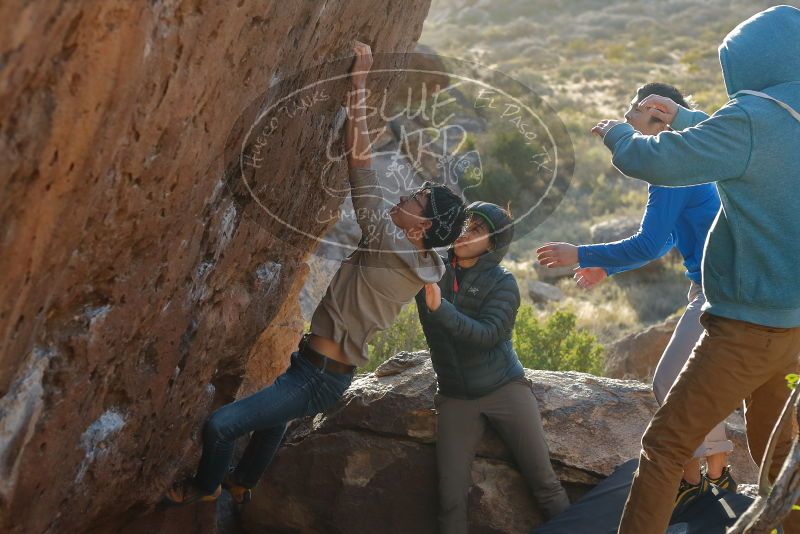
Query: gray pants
xmin=652 ymin=281 xmax=734 ymax=458
xmin=434 ymin=377 xmax=570 ymax=534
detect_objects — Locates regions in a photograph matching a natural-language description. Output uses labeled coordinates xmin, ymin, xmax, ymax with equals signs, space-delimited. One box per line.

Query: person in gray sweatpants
xmin=417 ymin=202 xmax=569 ymax=534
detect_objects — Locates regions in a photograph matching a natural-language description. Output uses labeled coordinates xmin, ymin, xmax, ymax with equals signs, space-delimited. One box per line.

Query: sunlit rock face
xmin=0 ymin=1 xmax=431 ymax=531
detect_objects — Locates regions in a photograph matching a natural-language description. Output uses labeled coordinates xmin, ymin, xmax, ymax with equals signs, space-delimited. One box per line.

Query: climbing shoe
xmin=164 ymin=478 xmax=221 ymax=506
xmin=223 ymin=474 xmax=252 ymax=504
xmin=672 ymin=475 xmax=710 ymax=518
xmin=707 ymin=465 xmax=737 ymax=493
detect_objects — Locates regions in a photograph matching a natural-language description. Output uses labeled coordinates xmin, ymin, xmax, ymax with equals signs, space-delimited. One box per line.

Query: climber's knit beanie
xmin=421 ymin=181 xmax=467 ymax=249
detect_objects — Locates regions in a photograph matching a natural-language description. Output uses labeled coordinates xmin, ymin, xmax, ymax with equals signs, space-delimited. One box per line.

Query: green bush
xmin=512 ymin=306 xmax=605 ymax=375
xmin=363 ymin=300 xmax=605 ymax=376
xmin=364 ymin=301 xmax=427 ymax=372
xmin=461 ymin=130 xmax=550 ymax=213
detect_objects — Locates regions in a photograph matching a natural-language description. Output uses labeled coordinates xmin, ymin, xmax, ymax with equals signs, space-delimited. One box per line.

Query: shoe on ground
xmin=672 ymin=475 xmax=711 ymax=518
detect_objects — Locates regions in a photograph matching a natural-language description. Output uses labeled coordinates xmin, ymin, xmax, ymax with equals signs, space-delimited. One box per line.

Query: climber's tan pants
xmin=435 ymin=377 xmax=570 ymax=534
xmin=619 ymin=312 xmax=800 ymax=534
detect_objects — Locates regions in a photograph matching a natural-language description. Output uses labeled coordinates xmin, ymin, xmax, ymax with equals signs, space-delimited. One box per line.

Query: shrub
xmin=363 ymin=300 xmax=605 ymax=376
xmin=462 ymin=130 xmax=552 ymax=213
xmin=604 ymin=43 xmax=631 ymax=62
xmin=512 ymin=306 xmax=605 ymax=375
xmin=364 ymin=301 xmax=427 ymax=372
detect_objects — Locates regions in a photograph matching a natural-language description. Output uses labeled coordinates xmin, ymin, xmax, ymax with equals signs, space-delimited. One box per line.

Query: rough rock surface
xmin=238 ymin=263 xmax=309 ymax=398
xmin=528 ymin=280 xmax=565 ymax=304
xmin=533 ymin=261 xmax=575 ymax=282
xmin=241 ymin=351 xmax=759 ymax=534
xmin=604 ymin=315 xmax=680 ymax=381
xmin=590 ymin=216 xmax=642 ymax=244
xmin=0 ymin=1 xmax=431 ymax=532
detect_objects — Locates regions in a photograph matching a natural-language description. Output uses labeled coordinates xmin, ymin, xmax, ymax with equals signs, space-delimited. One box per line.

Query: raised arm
xmin=592 ymin=101 xmax=752 ymax=187
xmin=347 ymin=41 xmax=372 ymax=170
xmin=671 ymin=105 xmax=710 ymax=131
xmin=344 ymin=42 xmax=385 ymax=245
xmin=635 ymin=94 xmax=710 ymax=131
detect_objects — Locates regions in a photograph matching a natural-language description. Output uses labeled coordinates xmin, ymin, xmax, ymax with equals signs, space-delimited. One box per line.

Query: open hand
xmin=574 ymin=267 xmax=607 ymax=290
xmin=591 ymin=119 xmax=622 ymax=138
xmin=425 ymin=283 xmax=442 ymax=311
xmin=536 ymin=242 xmax=579 ymax=268
xmin=637 ymin=94 xmax=679 ymax=125
xmin=350 ymin=41 xmax=373 ymax=89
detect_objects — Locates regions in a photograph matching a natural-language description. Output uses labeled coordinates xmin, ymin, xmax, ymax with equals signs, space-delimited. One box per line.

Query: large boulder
xmin=234 ymin=352 xmax=645 ymax=532
xmin=0 ymin=1 xmax=432 ymax=531
xmin=590 ymin=216 xmax=642 ymax=243
xmin=604 ymin=315 xmax=680 ymax=381
xmin=528 ymin=280 xmax=566 ymax=304
xmin=533 ymin=261 xmax=576 ymax=282
xmin=243 ymin=352 xmax=759 ymax=533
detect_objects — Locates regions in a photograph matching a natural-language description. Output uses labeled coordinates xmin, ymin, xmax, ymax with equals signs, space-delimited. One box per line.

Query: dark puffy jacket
xmin=415 ymin=201 xmax=524 ymax=399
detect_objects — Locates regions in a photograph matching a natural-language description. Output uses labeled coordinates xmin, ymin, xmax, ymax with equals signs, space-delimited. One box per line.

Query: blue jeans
xmin=194 ymin=351 xmax=354 ymax=493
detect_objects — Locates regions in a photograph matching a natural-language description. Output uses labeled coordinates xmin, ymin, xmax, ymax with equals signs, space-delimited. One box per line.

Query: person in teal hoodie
xmin=591 ymin=5 xmax=800 ymax=533
xmin=538 ymin=82 xmax=737 ymax=512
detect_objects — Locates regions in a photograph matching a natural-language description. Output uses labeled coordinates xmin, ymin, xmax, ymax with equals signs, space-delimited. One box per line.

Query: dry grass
xmin=506 ymin=257 xmax=688 ymax=345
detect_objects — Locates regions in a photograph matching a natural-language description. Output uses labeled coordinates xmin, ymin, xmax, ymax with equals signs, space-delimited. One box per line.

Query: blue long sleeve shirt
xmin=578 ymin=184 xmax=721 ymax=284
xmin=600 ymin=5 xmax=800 ymax=327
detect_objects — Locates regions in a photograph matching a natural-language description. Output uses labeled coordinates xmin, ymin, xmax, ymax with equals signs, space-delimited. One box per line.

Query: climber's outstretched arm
xmin=344 ymin=41 xmax=385 ymax=241
xmin=346 ymin=41 xmax=373 ymax=169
